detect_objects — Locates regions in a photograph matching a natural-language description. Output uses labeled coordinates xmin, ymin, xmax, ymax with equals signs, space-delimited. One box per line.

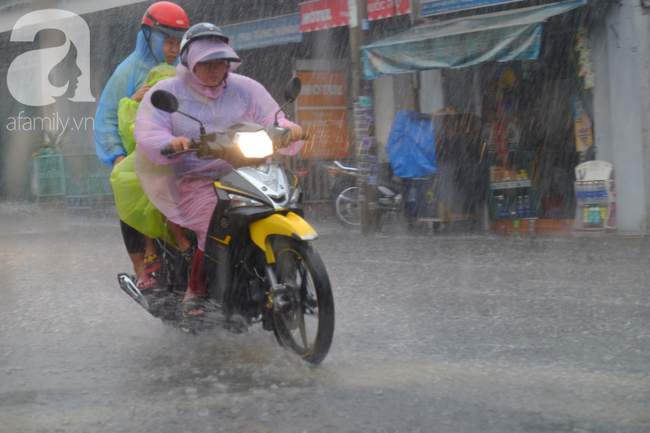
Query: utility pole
xmin=349 ymin=0 xmax=377 ymax=236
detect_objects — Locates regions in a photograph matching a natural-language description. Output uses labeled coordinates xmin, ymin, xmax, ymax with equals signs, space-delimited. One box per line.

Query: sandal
xmin=144 ymin=253 xmax=161 ymax=273
xmin=181 ymin=297 xmax=209 ymax=317
xmin=137 ymin=274 xmax=158 ymax=291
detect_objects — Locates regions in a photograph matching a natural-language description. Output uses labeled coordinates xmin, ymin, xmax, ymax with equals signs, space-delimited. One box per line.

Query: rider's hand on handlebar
xmin=288 ymin=125 xmax=303 ymax=142
xmin=169 ymin=137 xmax=191 ymax=152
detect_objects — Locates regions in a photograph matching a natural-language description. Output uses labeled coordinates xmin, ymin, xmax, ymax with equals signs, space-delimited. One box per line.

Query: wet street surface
xmin=1 ymin=206 xmax=649 ymax=433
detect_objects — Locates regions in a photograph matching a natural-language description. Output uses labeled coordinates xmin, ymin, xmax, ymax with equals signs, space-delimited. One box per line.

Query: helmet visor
xmin=184 ymin=38 xmax=241 ymax=73
xmin=198 ymin=50 xmax=240 ymax=64
xmin=156 ymin=24 xmax=187 ymax=39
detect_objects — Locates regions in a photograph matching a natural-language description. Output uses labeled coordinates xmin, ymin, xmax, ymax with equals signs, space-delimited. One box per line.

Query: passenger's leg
xmin=120 ymin=220 xmax=146 ymax=280
xmin=142 ymin=236 xmax=161 ymax=274
xmin=183 ymin=249 xmax=206 ymax=315
xmin=167 ymin=220 xmax=192 ymax=252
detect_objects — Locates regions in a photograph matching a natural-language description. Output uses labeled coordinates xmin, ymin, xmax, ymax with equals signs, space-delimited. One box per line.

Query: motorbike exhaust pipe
xmin=117 ymin=273 xmax=149 ymax=311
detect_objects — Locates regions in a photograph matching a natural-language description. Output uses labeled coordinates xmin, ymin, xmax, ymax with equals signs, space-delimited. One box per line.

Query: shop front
xmin=362 ymin=0 xmax=601 ymax=234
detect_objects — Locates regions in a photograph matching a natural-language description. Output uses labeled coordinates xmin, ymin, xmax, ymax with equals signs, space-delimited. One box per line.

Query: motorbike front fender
xmin=249 ymin=212 xmax=318 ymax=264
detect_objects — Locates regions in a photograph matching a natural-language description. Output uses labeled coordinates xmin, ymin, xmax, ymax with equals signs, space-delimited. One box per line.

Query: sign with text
xmin=367 ymin=0 xmax=411 ymax=21
xmin=299 ymin=0 xmax=352 ymax=33
xmin=296 ymin=71 xmax=349 ymax=159
xmin=221 ymin=14 xmax=302 ymax=51
xmin=420 ymin=0 xmax=522 ymax=17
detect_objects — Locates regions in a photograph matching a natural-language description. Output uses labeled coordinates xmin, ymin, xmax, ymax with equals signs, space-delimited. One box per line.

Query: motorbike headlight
xmin=234 ymin=131 xmax=273 ymax=159
xmin=228 ymin=193 xmax=264 ymax=208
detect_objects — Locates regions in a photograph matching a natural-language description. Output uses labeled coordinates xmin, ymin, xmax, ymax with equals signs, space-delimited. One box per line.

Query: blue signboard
xmin=421 ymin=0 xmax=522 ymax=17
xmin=221 ymin=14 xmax=302 ymax=51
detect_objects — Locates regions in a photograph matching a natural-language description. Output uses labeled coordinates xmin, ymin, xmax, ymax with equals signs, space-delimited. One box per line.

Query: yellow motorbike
xmin=119 ymin=78 xmax=334 ymax=364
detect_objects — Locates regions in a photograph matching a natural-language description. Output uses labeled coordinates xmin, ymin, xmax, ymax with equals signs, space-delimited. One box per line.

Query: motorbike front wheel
xmin=334 ymin=186 xmax=360 ymax=228
xmin=270 ymin=239 xmax=334 ymax=365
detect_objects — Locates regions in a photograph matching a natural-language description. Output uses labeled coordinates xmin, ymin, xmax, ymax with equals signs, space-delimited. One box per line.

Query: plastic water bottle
xmin=517 ymin=195 xmax=524 ymax=218
xmin=598 ymin=181 xmax=607 ymax=204
xmin=523 ymin=195 xmax=531 ymax=218
xmin=497 ymin=195 xmax=507 ymax=220
xmin=584 ymin=182 xmax=593 ymax=205
xmin=589 ymin=204 xmax=600 ymax=226
xmin=576 ymin=182 xmax=584 ymax=206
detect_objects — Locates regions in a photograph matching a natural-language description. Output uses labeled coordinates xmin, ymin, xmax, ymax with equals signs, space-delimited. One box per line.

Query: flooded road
xmin=1 ymin=208 xmax=649 ymax=432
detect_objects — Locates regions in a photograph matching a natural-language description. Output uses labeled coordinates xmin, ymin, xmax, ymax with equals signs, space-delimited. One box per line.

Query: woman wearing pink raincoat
xmin=134 ymin=23 xmax=303 ymax=317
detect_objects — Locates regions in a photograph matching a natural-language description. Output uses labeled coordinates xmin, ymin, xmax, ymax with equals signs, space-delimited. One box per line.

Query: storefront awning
xmin=362 ymin=0 xmax=586 ymax=79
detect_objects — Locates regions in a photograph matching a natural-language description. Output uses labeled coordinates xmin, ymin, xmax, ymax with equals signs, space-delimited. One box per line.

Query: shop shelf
xmin=490 ymin=180 xmax=532 ymax=190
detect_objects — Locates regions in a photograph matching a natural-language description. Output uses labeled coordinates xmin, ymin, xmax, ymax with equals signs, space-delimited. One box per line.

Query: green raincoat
xmin=110 ymin=64 xmax=176 ymax=240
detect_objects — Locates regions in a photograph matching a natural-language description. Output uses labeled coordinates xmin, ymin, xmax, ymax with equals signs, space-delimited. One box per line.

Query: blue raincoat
xmin=94 ymin=30 xmax=175 ymax=166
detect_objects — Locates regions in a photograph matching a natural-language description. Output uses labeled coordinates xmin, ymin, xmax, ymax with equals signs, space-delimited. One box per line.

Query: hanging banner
xmin=421 ymin=0 xmax=523 ymax=17
xmin=367 ymin=0 xmax=411 ymax=21
xmin=300 ymin=0 xmax=351 ymax=33
xmin=221 ymin=14 xmax=302 ymax=51
xmin=296 ymin=71 xmax=349 ymax=158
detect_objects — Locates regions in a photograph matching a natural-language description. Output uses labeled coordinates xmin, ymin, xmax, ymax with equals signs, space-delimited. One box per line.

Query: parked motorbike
xmin=328 ymin=161 xmax=402 ymax=228
xmin=118 ymin=78 xmax=335 ymax=365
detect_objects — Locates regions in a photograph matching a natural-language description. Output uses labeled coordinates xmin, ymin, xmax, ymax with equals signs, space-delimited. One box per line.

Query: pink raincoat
xmin=134 ymin=39 xmax=302 ymax=250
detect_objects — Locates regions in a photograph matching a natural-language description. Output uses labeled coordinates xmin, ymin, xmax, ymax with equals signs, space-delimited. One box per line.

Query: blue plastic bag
xmin=386 ymin=111 xmax=437 ymax=178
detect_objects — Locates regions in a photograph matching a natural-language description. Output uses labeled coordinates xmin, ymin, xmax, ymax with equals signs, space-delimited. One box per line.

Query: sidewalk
xmin=0 ymin=203 xmax=118 ymax=236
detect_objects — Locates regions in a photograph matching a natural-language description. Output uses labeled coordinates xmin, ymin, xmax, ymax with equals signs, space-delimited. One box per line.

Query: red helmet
xmin=141 ymin=2 xmax=189 ymax=39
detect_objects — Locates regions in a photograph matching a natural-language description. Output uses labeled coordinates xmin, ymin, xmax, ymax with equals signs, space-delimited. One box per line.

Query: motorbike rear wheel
xmin=334 ymin=186 xmax=360 ymax=228
xmin=270 ymin=239 xmax=334 ymax=365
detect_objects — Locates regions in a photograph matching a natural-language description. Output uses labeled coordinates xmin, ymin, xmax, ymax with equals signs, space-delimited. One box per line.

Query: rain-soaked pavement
xmin=0 ymin=204 xmax=649 ymax=433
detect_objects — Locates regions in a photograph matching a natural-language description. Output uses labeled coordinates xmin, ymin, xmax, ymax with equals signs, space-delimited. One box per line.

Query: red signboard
xmin=300 ymin=0 xmax=351 ymax=33
xmin=367 ymin=0 xmax=411 ymax=21
xmin=296 ymin=71 xmax=349 ymax=159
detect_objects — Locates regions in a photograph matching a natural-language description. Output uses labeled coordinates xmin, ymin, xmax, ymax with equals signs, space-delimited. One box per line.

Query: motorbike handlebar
xmin=161 ymin=146 xmax=175 ymax=157
xmin=159 ymin=128 xmax=308 ymax=159
xmin=160 ymin=145 xmax=197 ymax=159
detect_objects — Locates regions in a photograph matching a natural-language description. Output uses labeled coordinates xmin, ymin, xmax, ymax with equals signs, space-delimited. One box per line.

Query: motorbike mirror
xmin=151 ymin=90 xmax=178 ymax=113
xmin=274 ymin=77 xmax=302 ymax=126
xmin=284 ymin=77 xmax=302 ymax=102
